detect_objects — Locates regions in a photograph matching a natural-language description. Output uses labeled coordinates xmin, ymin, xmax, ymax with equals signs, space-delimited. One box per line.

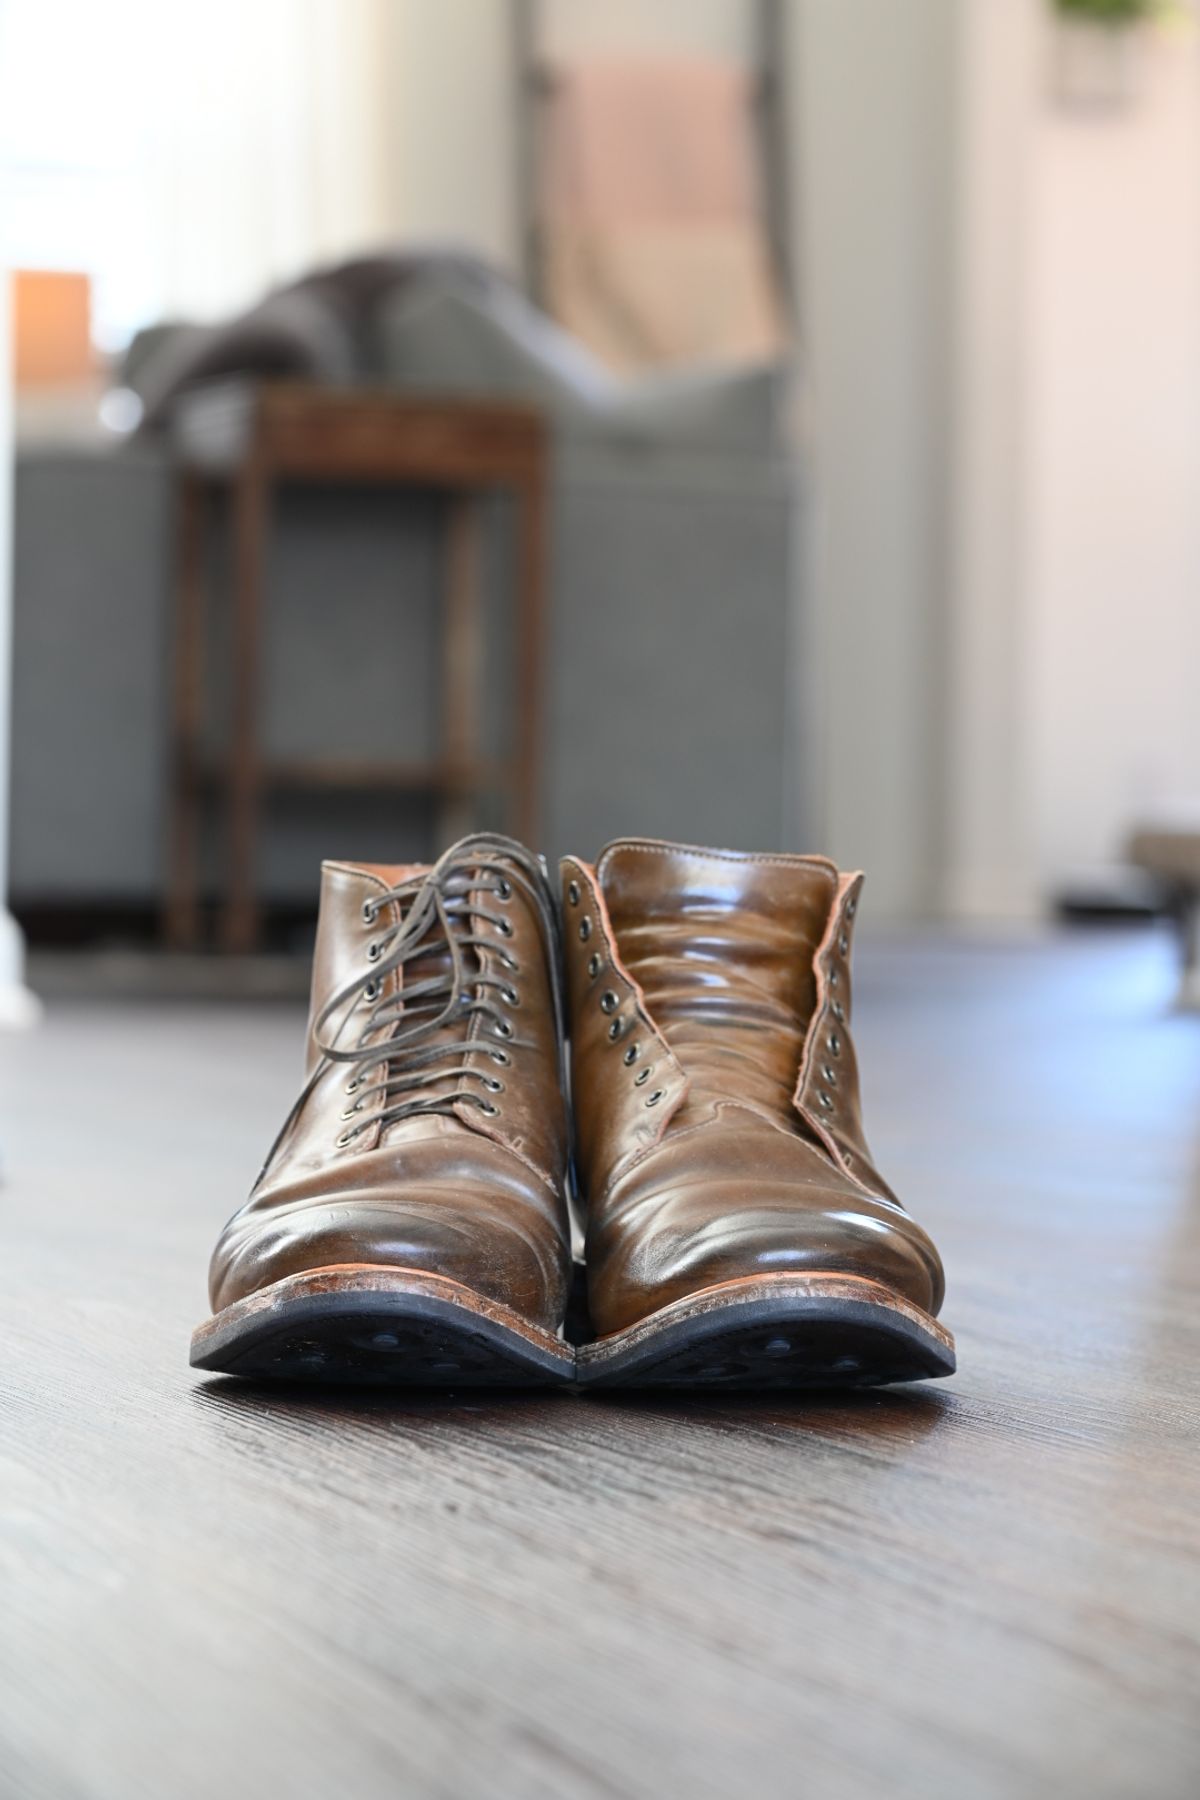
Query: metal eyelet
xmin=599 ymin=990 xmax=618 ymax=1015
xmin=497 ymin=917 xmax=514 ymax=938
xmin=479 ymin=1100 xmax=499 ymax=1116
xmin=623 ymin=1043 xmax=639 ymax=1066
xmin=818 ymin=1090 xmax=834 ymax=1111
xmin=827 ymin=1031 xmax=841 ymax=1057
xmin=846 ymin=896 xmax=858 ymax=919
xmin=366 ymin=941 xmax=382 ymax=962
xmin=831 ymin=1000 xmax=845 ymax=1022
xmin=608 ymin=1018 xmax=623 ymax=1042
xmin=579 ymin=917 xmax=592 ymax=941
xmin=501 ymin=986 xmax=520 ymax=1008
xmin=634 ymin=1067 xmax=652 ymax=1087
xmin=361 ymin=900 xmax=377 ymax=925
xmin=363 ymin=978 xmax=382 ymax=1003
xmin=483 ymin=1076 xmax=504 ymax=1094
xmin=499 ymin=951 xmax=520 ymax=973
xmin=838 ymin=933 xmax=849 ymax=956
xmin=345 ymin=1075 xmax=361 ymax=1095
xmin=335 ymin=1130 xmax=355 ymax=1149
xmin=489 ymin=1047 xmax=510 ymax=1066
xmin=829 ymin=966 xmax=839 ymax=988
xmin=496 ymin=878 xmax=512 ymax=901
xmin=493 ymin=1019 xmax=513 ymax=1039
xmin=645 ymin=1089 xmax=664 ymax=1108
xmin=340 ymin=1102 xmax=364 ymax=1121
xmin=821 ymin=1064 xmax=838 ymax=1085
xmin=588 ymin=952 xmax=603 ymax=978
xmin=567 ymin=880 xmax=581 ymax=906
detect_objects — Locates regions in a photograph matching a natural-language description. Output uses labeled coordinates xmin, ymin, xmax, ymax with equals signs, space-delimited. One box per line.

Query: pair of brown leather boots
xmin=190 ymin=834 xmax=954 ymax=1390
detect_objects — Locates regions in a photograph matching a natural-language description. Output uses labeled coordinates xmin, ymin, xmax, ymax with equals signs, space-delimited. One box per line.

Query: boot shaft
xmin=285 ymin=840 xmax=569 ymax=1181
xmin=561 ymin=838 xmax=891 ymax=1202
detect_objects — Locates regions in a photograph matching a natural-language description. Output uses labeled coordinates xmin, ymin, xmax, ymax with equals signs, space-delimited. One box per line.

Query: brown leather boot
xmin=562 ymin=839 xmax=955 ymax=1388
xmin=190 ymin=835 xmax=575 ymax=1385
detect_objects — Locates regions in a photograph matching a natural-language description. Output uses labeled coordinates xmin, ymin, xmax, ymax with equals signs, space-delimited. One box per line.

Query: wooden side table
xmin=163 ymin=385 xmax=548 ymax=952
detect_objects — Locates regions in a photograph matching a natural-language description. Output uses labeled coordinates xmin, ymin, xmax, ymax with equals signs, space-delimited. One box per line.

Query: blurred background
xmin=2 ymin=0 xmax=1199 ymax=1001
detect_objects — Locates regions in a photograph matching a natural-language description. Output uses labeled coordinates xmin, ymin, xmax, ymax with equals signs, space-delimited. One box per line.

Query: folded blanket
xmin=122 ymin=250 xmax=501 ymax=427
xmin=539 ymin=56 xmax=786 ymax=372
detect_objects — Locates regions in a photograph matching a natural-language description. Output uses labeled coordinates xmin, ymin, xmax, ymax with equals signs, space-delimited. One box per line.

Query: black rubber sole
xmin=576 ymin=1274 xmax=956 ymax=1390
xmin=190 ymin=1266 xmax=575 ymax=1387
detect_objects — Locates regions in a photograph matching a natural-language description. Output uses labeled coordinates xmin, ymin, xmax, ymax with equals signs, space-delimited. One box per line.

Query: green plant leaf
xmin=1053 ymin=0 xmax=1154 ymax=23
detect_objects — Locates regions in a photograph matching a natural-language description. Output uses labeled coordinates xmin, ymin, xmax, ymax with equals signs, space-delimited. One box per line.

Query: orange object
xmin=12 ymin=270 xmax=94 ymax=388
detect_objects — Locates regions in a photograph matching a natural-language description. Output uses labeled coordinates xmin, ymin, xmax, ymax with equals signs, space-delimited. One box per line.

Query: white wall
xmin=789 ymin=0 xmax=959 ymax=916
xmin=943 ymin=0 xmax=1042 ymax=922
xmin=382 ymin=1 xmax=522 ymax=273
xmin=1025 ymin=21 xmax=1200 ymax=895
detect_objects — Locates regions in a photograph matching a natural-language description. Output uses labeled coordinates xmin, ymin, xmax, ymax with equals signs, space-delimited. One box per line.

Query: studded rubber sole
xmin=190 ymin=1265 xmax=576 ymax=1387
xmin=575 ymin=1273 xmax=955 ymax=1390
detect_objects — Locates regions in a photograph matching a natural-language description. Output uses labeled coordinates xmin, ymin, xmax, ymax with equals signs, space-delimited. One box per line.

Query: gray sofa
xmin=10 ymin=268 xmax=804 ymax=913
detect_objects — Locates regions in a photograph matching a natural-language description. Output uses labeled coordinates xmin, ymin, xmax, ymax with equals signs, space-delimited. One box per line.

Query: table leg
xmin=221 ymin=456 xmax=268 ymax=953
xmin=164 ymin=473 xmax=207 ymax=949
xmin=514 ymin=464 xmax=547 ymax=846
xmin=440 ymin=493 xmax=482 ymax=848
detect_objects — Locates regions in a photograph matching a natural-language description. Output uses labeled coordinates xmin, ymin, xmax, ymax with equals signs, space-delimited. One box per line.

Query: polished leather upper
xmin=561 ymin=839 xmax=946 ymax=1336
xmin=208 ymin=853 xmax=572 ymax=1329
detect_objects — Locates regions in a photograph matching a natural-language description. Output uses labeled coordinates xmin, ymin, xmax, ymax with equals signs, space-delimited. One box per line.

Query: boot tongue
xmin=597 ymin=841 xmax=839 ymax=1117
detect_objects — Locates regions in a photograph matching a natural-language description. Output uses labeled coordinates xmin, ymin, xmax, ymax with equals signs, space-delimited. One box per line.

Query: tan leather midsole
xmin=192 ymin=1262 xmax=570 ymax=1356
xmin=584 ymin=1271 xmax=954 ymax=1356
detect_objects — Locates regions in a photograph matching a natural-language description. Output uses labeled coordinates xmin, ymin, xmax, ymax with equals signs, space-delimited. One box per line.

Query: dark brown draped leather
xmin=208 ymin=846 xmax=572 ymax=1332
xmin=561 ymin=838 xmax=947 ymax=1338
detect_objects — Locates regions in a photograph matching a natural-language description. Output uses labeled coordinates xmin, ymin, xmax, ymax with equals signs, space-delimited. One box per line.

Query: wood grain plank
xmin=1 ymin=929 xmax=1198 ymax=1799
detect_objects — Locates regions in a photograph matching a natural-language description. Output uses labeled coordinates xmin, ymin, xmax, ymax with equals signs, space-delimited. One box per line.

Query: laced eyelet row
xmin=815 ymin=895 xmax=856 ymax=1117
xmin=345 ymin=901 xmax=389 ymax=1140
xmin=330 ymin=841 xmax=562 ymax=1153
xmin=497 ymin=891 xmax=519 ymax=1104
xmin=574 ymin=876 xmax=663 ymax=1105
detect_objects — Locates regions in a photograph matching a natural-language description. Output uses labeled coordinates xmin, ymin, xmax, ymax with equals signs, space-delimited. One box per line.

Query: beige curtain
xmin=540 ymin=56 xmax=786 ymax=373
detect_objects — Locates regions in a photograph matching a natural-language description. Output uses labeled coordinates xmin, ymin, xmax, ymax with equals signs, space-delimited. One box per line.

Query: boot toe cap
xmin=209 ymin=1155 xmax=569 ymax=1330
xmin=589 ymin=1172 xmax=945 ymax=1336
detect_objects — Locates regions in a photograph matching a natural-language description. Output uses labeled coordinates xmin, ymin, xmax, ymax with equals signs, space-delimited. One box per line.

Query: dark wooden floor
xmin=2 ymin=928 xmax=1198 ymax=1800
